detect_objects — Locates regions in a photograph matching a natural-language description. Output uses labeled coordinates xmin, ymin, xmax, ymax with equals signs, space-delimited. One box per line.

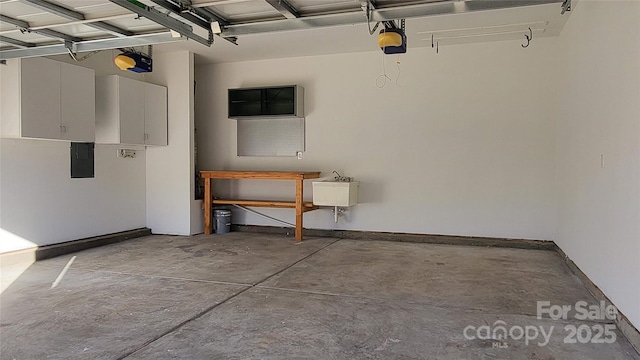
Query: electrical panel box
xmin=71 ymin=142 xmax=95 ymax=179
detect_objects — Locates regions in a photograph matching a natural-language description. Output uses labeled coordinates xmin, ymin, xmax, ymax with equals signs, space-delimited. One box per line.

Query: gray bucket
xmin=213 ymin=209 xmax=232 ymax=234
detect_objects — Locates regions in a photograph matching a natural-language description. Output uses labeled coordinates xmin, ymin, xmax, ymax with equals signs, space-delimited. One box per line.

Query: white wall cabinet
xmin=95 ymin=75 xmax=167 ymax=146
xmin=0 ymin=57 xmax=95 ymax=141
xmin=143 ymin=83 xmax=168 ymax=146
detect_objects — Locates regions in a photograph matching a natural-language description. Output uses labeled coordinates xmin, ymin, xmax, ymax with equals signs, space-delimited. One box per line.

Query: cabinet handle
xmin=60 ymin=125 xmax=67 ymax=133
xmin=144 ymin=133 xmax=148 ymax=140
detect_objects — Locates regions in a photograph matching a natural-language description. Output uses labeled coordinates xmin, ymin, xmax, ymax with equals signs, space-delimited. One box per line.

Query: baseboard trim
xmin=231 ymin=224 xmax=556 ymax=250
xmin=0 ymin=247 xmax=37 ymax=269
xmin=35 ymin=228 xmax=152 ymax=261
xmin=555 ymin=246 xmax=640 ymax=354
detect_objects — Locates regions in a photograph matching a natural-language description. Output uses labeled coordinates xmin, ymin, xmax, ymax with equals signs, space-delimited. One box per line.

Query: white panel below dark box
xmin=237 ymin=118 xmax=304 ymax=157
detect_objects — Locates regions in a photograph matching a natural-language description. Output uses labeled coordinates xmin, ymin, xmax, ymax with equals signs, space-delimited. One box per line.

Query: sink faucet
xmin=332 ymin=170 xmax=351 ymax=182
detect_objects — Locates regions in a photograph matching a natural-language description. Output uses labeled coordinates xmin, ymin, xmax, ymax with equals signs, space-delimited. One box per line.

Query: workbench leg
xmin=295 ymin=178 xmax=303 ymax=241
xmin=204 ymin=177 xmax=212 ymax=235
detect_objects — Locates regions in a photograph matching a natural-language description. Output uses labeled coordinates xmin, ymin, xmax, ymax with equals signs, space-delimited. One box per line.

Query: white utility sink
xmin=312 ymin=180 xmax=359 ymax=207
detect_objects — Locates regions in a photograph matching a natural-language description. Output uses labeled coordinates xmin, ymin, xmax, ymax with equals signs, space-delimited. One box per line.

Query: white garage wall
xmin=195 ymin=39 xmax=558 ymax=240
xmin=555 ymin=1 xmax=640 ymax=329
xmin=0 ymin=51 xmax=147 ymax=252
xmin=0 ymin=140 xmax=146 ymax=251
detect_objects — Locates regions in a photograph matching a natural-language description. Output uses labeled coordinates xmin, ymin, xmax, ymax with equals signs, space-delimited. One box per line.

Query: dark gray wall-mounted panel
xmin=70 ymin=142 xmax=94 ymax=178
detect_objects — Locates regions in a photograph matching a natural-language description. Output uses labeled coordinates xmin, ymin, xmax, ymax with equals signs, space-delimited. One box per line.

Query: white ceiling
xmin=156 ymin=2 xmax=571 ymax=64
xmin=0 ymin=0 xmax=572 ymax=64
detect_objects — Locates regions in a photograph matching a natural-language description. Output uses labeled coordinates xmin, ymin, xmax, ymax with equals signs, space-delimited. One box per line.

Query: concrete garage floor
xmin=1 ymin=233 xmax=638 ymax=359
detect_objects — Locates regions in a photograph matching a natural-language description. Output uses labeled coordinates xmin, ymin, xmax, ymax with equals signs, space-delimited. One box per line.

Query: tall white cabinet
xmin=95 ymin=75 xmax=167 ymax=146
xmin=0 ymin=57 xmax=95 ymax=141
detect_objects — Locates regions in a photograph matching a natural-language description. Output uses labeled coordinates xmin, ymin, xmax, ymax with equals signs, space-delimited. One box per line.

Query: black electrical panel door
xmin=71 ymin=142 xmax=95 ymax=178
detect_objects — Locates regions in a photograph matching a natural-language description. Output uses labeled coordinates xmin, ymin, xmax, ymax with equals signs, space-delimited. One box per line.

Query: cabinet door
xmin=144 ymin=83 xmax=167 ymax=146
xmin=60 ymin=62 xmax=95 ymax=141
xmin=118 ymin=77 xmax=145 ymax=145
xmin=228 ymin=88 xmax=262 ymax=118
xmin=265 ymin=86 xmax=295 ymax=116
xmin=20 ymin=57 xmax=61 ymax=139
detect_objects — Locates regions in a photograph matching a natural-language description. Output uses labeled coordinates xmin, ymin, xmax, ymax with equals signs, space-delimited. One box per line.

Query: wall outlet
xmin=296 ymin=151 xmax=303 ymax=160
xmin=117 ymin=149 xmax=136 ymax=158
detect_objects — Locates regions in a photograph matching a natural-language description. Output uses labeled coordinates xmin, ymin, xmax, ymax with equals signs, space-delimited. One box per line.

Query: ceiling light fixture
xmin=210 ymin=21 xmax=222 ymax=34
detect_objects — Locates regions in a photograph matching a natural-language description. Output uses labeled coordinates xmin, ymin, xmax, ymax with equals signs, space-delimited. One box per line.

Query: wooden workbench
xmin=200 ymin=170 xmax=322 ymax=241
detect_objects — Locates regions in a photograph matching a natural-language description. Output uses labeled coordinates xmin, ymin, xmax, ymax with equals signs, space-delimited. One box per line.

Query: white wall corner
xmin=553 ymin=0 xmax=640 ymax=331
xmin=145 ymin=51 xmax=198 ymax=235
